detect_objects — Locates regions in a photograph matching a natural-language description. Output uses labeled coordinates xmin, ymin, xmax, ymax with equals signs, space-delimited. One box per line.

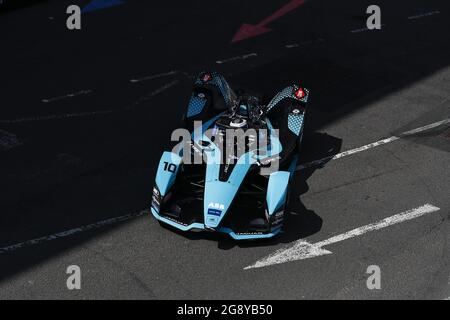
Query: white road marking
xmin=41 ymin=90 xmax=93 ymax=103
xmin=408 ymin=10 xmax=440 ymax=20
xmin=0 ymin=210 xmax=148 ymax=254
xmin=350 ymin=24 xmax=386 ymax=33
xmin=0 ymin=80 xmax=180 ymax=124
xmin=285 ymin=38 xmax=325 ymax=49
xmin=129 ymin=70 xmax=180 ymax=83
xmin=297 ymin=118 xmax=450 ymax=170
xmin=245 ymin=204 xmax=440 ymax=269
xmin=0 ymin=110 xmax=114 ymax=124
xmin=127 ymin=80 xmax=179 ymax=106
xmin=0 ymin=129 xmax=22 ymax=151
xmin=216 ymin=53 xmax=258 ymax=65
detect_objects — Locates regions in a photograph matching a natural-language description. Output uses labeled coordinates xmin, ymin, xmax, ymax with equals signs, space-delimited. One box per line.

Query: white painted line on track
xmin=129 ymin=70 xmax=180 ymax=83
xmin=245 ymin=204 xmax=440 ymax=269
xmin=408 ymin=10 xmax=440 ymax=20
xmin=0 ymin=110 xmax=114 ymax=124
xmin=0 ymin=80 xmax=180 ymax=124
xmin=0 ymin=210 xmax=149 ymax=254
xmin=350 ymin=24 xmax=386 ymax=33
xmin=41 ymin=90 xmax=93 ymax=103
xmin=285 ymin=38 xmax=325 ymax=49
xmin=127 ymin=80 xmax=180 ymax=106
xmin=216 ymin=53 xmax=258 ymax=64
xmin=297 ymin=118 xmax=450 ymax=171
xmin=400 ymin=119 xmax=450 ymax=135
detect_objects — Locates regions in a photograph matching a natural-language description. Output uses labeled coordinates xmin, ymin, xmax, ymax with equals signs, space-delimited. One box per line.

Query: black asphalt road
xmin=0 ymin=0 xmax=449 ymax=299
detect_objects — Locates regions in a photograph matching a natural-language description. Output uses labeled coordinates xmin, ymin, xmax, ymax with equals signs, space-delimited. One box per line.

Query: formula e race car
xmin=151 ymin=71 xmax=309 ymax=240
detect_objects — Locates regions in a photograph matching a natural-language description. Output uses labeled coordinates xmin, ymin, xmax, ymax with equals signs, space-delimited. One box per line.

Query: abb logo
xmin=208 ymin=202 xmax=225 ymax=210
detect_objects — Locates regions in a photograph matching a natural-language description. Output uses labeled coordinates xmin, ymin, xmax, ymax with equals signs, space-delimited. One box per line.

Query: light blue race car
xmin=151 ymin=71 xmax=309 ymax=240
